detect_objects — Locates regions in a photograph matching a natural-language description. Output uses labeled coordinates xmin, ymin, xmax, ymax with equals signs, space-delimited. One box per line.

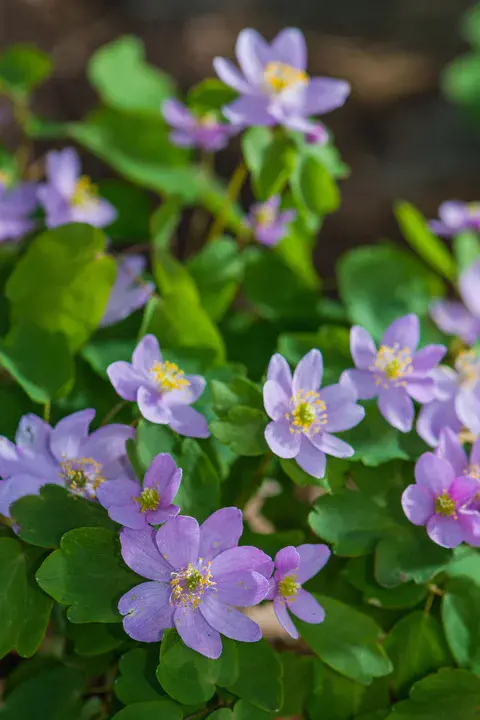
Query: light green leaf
xmin=233 ymin=701 xmax=274 ymax=719
xmin=292 ymin=152 xmax=340 ymax=216
xmin=242 ymin=127 xmax=273 ymax=178
xmin=188 ymin=78 xmax=237 ymax=114
xmin=0 ymin=44 xmax=52 ymax=97
xmin=454 ymin=231 xmax=480 ymax=272
xmin=442 ymin=53 xmax=480 ymax=108
xmin=442 ymin=578 xmax=480 ymax=673
xmin=136 ymin=420 xmax=177 ymax=472
xmin=210 ymin=406 xmax=268 ymax=457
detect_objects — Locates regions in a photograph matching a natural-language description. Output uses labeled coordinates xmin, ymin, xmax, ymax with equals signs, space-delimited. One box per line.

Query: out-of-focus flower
xmin=38 ymin=147 xmax=117 ymax=229
xmin=214 ymin=28 xmax=350 ymax=136
xmin=247 ymin=195 xmax=295 ymax=247
xmin=267 ymin=544 xmax=330 ymax=639
xmin=118 ymin=508 xmax=273 ymax=658
xmin=402 ymin=450 xmax=480 ymax=548
xmin=417 ymin=351 xmax=480 ymax=447
xmin=0 ymin=180 xmax=38 ymax=243
xmin=263 ymin=350 xmax=364 ymax=478
xmin=430 ymin=201 xmax=480 ymax=237
xmin=431 ymin=259 xmax=480 ymax=345
xmin=342 ymin=314 xmax=446 ymax=433
xmin=107 ymin=334 xmax=209 ymax=438
xmin=100 ymin=255 xmax=154 ymax=327
xmin=0 ymin=411 xmax=133 ymax=518
xmin=162 ymin=99 xmax=234 ymax=151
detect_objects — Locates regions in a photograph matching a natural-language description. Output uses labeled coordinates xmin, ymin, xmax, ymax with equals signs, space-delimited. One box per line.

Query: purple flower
xmin=213 ymin=28 xmax=350 ymax=134
xmin=267 ymin=544 xmax=330 ymax=639
xmin=430 ymin=201 xmax=480 ymax=237
xmin=107 ymin=335 xmax=209 ymax=438
xmin=37 ymin=147 xmax=117 ymax=229
xmin=100 ymin=255 xmax=154 ymax=327
xmin=0 ymin=410 xmax=134 ymax=518
xmin=305 ymin=123 xmax=329 ymax=145
xmin=118 ymin=508 xmax=273 ymax=658
xmin=0 ymin=181 xmax=38 ymax=243
xmin=97 ymin=452 xmax=181 ymax=529
xmin=247 ymin=196 xmax=296 ymax=247
xmin=402 ymin=450 xmax=480 ymax=548
xmin=417 ymin=351 xmax=480 ymax=447
xmin=431 ymin=259 xmax=480 ymax=345
xmin=162 ymin=99 xmax=234 ymax=152
xmin=263 ymin=350 xmax=365 ymax=479
xmin=342 ymin=314 xmax=446 ymax=433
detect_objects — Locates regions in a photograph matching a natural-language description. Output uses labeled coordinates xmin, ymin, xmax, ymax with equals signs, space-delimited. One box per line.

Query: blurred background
xmin=1 ymin=0 xmax=478 ymax=275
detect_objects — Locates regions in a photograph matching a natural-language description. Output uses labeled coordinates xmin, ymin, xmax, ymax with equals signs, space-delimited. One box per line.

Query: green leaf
xmin=280 ymin=457 xmax=330 ymax=489
xmin=157 ymin=629 xmax=221 ymax=705
xmin=111 ymin=702 xmax=182 ymax=720
xmin=338 ymin=244 xmax=444 ymax=341
xmin=0 ymin=667 xmax=84 ymax=720
xmin=255 ymin=135 xmax=296 ymax=200
xmin=395 ymin=201 xmax=456 ymax=282
xmin=211 ymin=376 xmax=263 ymax=417
xmin=6 ymin=224 xmax=115 ymax=352
xmin=384 ymin=612 xmax=452 ymax=697
xmin=442 ymin=578 xmax=480 ymax=672
xmin=188 ymin=78 xmax=237 ymax=113
xmin=136 ymin=420 xmax=177 ymax=471
xmin=341 ymin=402 xmax=414 ymax=466
xmin=208 ymin=711 xmax=233 ymax=720
xmin=442 ymin=53 xmax=480 ymax=108
xmin=12 ymin=484 xmax=116 ymax=548
xmin=375 ymin=529 xmax=451 ymax=587
xmin=343 ymin=557 xmax=427 ymax=609
xmin=188 ymin=238 xmax=244 ymax=321
xmin=98 ymin=179 xmax=152 ymax=241
xmin=279 ymin=653 xmax=313 ymax=717
xmin=462 ymin=3 xmax=480 ymax=46
xmin=446 ymin=546 xmax=480 ymax=584
xmin=67 ymin=621 xmax=126 ymax=656
xmin=152 ymin=200 xmax=198 ymax=302
xmin=88 ymin=36 xmax=175 ymax=112
xmin=308 ymin=662 xmax=367 ymax=720
xmin=297 ymin=595 xmax=393 ymax=684
xmin=210 ymin=406 xmax=268 ymax=456
xmin=232 ymin=701 xmax=274 ymax=719
xmin=454 ymin=231 xmax=480 ymax=272
xmin=278 ymin=325 xmax=350 ymax=386
xmin=115 ymin=648 xmax=166 ymax=705
xmin=36 ymin=527 xmax=139 ymax=623
xmin=292 ymin=152 xmax=340 ymax=216
xmin=242 ymin=127 xmax=273 ymax=178
xmin=82 ymin=338 xmax=136 ymax=379
xmin=175 ymin=439 xmax=220 ymax=522
xmin=0 ymin=44 xmax=52 ymax=97
xmin=226 ymin=639 xmax=283 ymax=712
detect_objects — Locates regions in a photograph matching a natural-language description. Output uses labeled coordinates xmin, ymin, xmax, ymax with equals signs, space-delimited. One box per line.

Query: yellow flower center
xmin=467 ymin=464 xmax=480 ymax=481
xmin=435 ymin=491 xmax=457 ymax=517
xmin=279 ymin=573 xmax=300 ymax=599
xmin=135 ymin=487 xmax=160 ymax=513
xmin=60 ymin=457 xmax=105 ymax=498
xmin=170 ymin=561 xmax=216 ymax=609
xmin=72 ymin=175 xmax=98 ymax=207
xmin=371 ymin=344 xmax=413 ymax=386
xmin=255 ymin=205 xmax=276 ymax=228
xmin=286 ymin=390 xmax=327 ymax=435
xmin=467 ymin=202 xmax=480 ymax=217
xmin=0 ymin=170 xmax=11 ymax=186
xmin=263 ymin=61 xmax=309 ymax=94
xmin=150 ymin=360 xmax=190 ymax=393
xmin=455 ymin=350 xmax=480 ymax=388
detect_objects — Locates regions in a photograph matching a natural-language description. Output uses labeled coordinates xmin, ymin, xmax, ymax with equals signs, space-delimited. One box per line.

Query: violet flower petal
xmin=200 ymin=593 xmax=262 ymax=642
xmin=378 ymin=387 xmax=414 ymax=432
xmin=401 ymin=484 xmax=434 ymax=526
xmin=119 ymin=581 xmax=173 ymax=642
xmin=287 ymin=588 xmax=325 ymax=623
xmin=415 ymin=453 xmax=455 ymax=495
xmin=174 ymin=605 xmax=222 ymax=659
xmin=199 ymin=507 xmax=243 ymax=562
xmin=155 ymin=515 xmax=200 ymax=570
xmin=273 ymin=596 xmax=299 ymax=638
xmin=295 ymin=544 xmax=331 ymax=583
xmin=120 ymin=527 xmax=172 ymax=580
xmin=427 ymin=514 xmax=464 ymax=548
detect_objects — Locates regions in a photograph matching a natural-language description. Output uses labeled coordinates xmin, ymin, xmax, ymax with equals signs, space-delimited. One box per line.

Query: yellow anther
xmin=264 ymin=62 xmax=308 ymax=94
xmin=435 ymin=492 xmax=456 ymax=517
xmin=134 ymin=487 xmax=160 ymax=513
xmin=279 ymin=573 xmax=300 ymax=599
xmin=287 ymin=390 xmax=327 ymax=435
xmin=60 ymin=457 xmax=104 ymax=497
xmin=150 ymin=360 xmax=190 ymax=393
xmin=372 ymin=344 xmax=413 ymax=385
xmin=72 ymin=175 xmax=98 ymax=207
xmin=170 ymin=562 xmax=216 ymax=609
xmin=455 ymin=350 xmax=480 ymax=388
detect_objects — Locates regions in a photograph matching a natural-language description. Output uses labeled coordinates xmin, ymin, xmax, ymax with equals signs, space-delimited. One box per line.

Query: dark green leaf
xmin=279 ymin=653 xmax=313 ymax=716
xmin=0 ymin=667 xmax=84 ymax=720
xmin=442 ymin=578 xmax=480 ymax=672
xmin=208 ymin=711 xmax=233 ymax=720
xmin=375 ymin=529 xmax=451 ymax=587
xmin=175 ymin=439 xmax=220 ymax=522
xmin=68 ymin=621 xmax=126 ymax=656
xmin=188 ymin=238 xmax=244 ymax=321
xmin=98 ymin=180 xmax=152 ymax=241
xmin=210 ymin=406 xmax=268 ymax=456
xmin=278 ymin=325 xmax=350 ymax=386
xmin=82 ymin=338 xmax=136 ymax=378
xmin=115 ymin=647 xmax=166 ymax=705
xmin=136 ymin=420 xmax=178 ymax=471
xmin=226 ymin=639 xmax=283 ymax=712
xmin=343 ymin=556 xmax=427 ymax=609
xmin=0 ymin=44 xmax=52 ymax=96
xmin=110 ymin=701 xmax=182 ymax=720
xmin=232 ymin=701 xmax=274 ymax=719
xmin=308 ymin=662 xmax=367 ymax=720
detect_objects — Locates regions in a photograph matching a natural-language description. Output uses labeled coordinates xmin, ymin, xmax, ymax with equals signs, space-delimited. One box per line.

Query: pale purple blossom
xmin=214 ymin=28 xmax=350 ymax=135
xmin=417 ymin=351 xmax=480 ymax=447
xmin=267 ymin=544 xmax=330 ymax=639
xmin=97 ymin=453 xmax=181 ymax=529
xmin=118 ymin=508 xmax=273 ymax=658
xmin=107 ymin=335 xmax=209 ymax=438
xmin=402 ymin=450 xmax=480 ymax=548
xmin=305 ymin=124 xmax=329 ymax=145
xmin=0 ymin=180 xmax=38 ymax=243
xmin=342 ymin=314 xmax=446 ymax=433
xmin=248 ymin=196 xmax=295 ymax=247
xmin=100 ymin=255 xmax=154 ymax=327
xmin=436 ymin=427 xmax=480 ymax=512
xmin=431 ymin=259 xmax=480 ymax=345
xmin=162 ymin=99 xmax=234 ymax=152
xmin=37 ymin=147 xmax=117 ymax=229
xmin=430 ymin=201 xmax=480 ymax=237
xmin=0 ymin=410 xmax=134 ymax=518
xmin=263 ymin=350 xmax=365 ymax=479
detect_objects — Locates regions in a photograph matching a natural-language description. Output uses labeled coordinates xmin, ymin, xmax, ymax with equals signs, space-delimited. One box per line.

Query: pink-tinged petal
xmin=275 ymin=546 xmax=300 ymax=574
xmin=223 ymin=95 xmax=275 ymax=127
xmin=427 ymin=515 xmax=464 ymax=549
xmin=132 ymin=335 xmax=161 ymax=374
xmin=236 ymin=28 xmax=270 ymax=84
xmin=106 ymin=361 xmax=143 ymax=401
xmin=147 ymin=504 xmax=180 ymax=525
xmin=50 ymin=409 xmax=95 ymax=462
xmin=295 ymin=437 xmax=327 ymax=479
xmin=287 ymin=589 xmax=325 ymax=624
xmin=137 ymin=386 xmax=169 ymax=425
xmin=270 ymin=28 xmax=307 ymax=69
xmin=382 ymin=314 xmax=419 ymax=351
xmin=431 ymin=301 xmax=480 ymax=344
xmin=406 ymin=376 xmax=436 ymax=404
xmin=200 ymin=594 xmax=262 ymax=642
xmin=96 ymin=478 xmax=140 ymax=507
xmin=263 ymin=379 xmax=290 ymax=421
xmin=213 ymin=57 xmax=253 ymax=94
xmin=81 ymin=424 xmax=134 ymax=476
xmin=456 ymin=387 xmax=480 ymax=435
xmin=350 ymin=326 xmax=377 ymax=370
xmin=120 ymin=527 xmax=172 ymax=580
xmin=108 ymin=503 xmax=146 ymax=530
xmin=458 ymin=510 xmax=480 ymax=547
xmin=401 ymin=484 xmax=435 ymax=526
xmin=215 ymin=570 xmax=269 ymax=606
xmin=144 ymin=453 xmax=181 ymax=498
xmin=293 ymin=349 xmax=323 ymax=395
xmin=0 ymin=475 xmax=47 ymax=518
xmin=323 ymin=403 xmax=365 ymax=433
xmin=437 ymin=427 xmax=468 ymax=476
xmin=438 ymin=201 xmax=469 ymax=230
xmin=119 ymin=581 xmax=173 ymax=642
xmin=15 ymin=414 xmax=52 ymax=453
xmin=412 ymin=345 xmax=447 ymax=373
xmin=46 ymin=147 xmax=80 ymax=198
xmin=296 ymin=544 xmax=331 ymax=583
xmin=199 ymin=507 xmax=243 ymax=562
xmin=274 ymin=597 xmax=298 ymax=638
xmin=168 ymin=405 xmax=210 ymax=439
xmin=459 ymin=259 xmax=480 ymax=319
xmin=415 ymin=452 xmax=455 ymax=495
xmin=174 ymin=606 xmax=222 ymax=659
xmin=155 ymin=515 xmax=199 ymax=570
xmin=312 ymin=432 xmax=354 ymax=459
xmin=265 ymin=419 xmax=301 ymax=459
xmin=267 ymin=353 xmax=292 ymax=395
xmin=341 ymin=369 xmax=378 ymax=400
xmin=417 ymin=398 xmax=461 ymax=448
xmin=211 ymin=546 xmax=274 ymax=578
xmin=300 ymin=77 xmax=350 ymax=115
xmin=378 ymin=387 xmax=414 ymax=433
xmin=450 ymin=476 xmax=480 ymax=506
xmin=162 ymin=99 xmax=195 ymax=130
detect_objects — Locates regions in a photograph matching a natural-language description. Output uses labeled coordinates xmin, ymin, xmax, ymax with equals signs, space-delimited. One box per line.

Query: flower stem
xmin=100 ymin=400 xmax=127 ymax=426
xmin=43 ymin=401 xmax=51 ymax=423
xmin=207 ymin=161 xmax=247 ymax=243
